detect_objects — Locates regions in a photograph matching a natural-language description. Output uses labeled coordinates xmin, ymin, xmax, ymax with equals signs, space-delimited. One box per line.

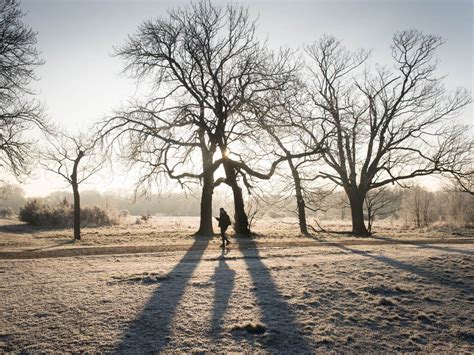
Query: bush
xmin=19 ymin=200 xmax=117 ymax=228
xmin=82 ymin=206 xmax=117 ymax=227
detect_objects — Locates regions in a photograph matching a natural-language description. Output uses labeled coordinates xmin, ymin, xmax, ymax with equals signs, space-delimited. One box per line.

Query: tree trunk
xmin=72 ymin=182 xmax=81 ymax=240
xmin=288 ymin=159 xmax=309 ymax=235
xmin=70 ymin=151 xmax=84 ymax=241
xmin=196 ymin=174 xmax=214 ymax=236
xmin=231 ymin=182 xmax=250 ymax=235
xmin=348 ymin=191 xmax=370 ymax=236
xmin=223 ymin=160 xmax=250 ymax=236
xmin=195 ymin=133 xmax=215 ymax=237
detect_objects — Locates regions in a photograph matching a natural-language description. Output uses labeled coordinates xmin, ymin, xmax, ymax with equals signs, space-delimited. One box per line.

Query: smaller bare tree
xmin=245 ymin=194 xmax=265 ymax=230
xmin=41 ymin=133 xmax=102 ymax=240
xmin=442 ymin=183 xmax=474 ymax=227
xmin=401 ymin=186 xmax=433 ymax=228
xmin=364 ymin=187 xmax=396 ymax=233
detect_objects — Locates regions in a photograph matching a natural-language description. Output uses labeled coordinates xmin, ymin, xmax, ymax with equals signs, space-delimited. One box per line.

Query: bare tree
xmin=401 ymin=186 xmax=433 ymax=228
xmin=106 ymin=0 xmax=299 ymax=235
xmin=440 ymin=182 xmax=474 ymax=227
xmin=0 ymin=0 xmax=46 ymax=178
xmin=306 ymin=30 xmax=472 ymax=235
xmin=97 ymin=101 xmax=216 ymax=235
xmin=41 ymin=133 xmax=102 ymax=240
xmin=245 ymin=194 xmax=263 ymax=230
xmin=248 ymin=81 xmax=329 ymax=235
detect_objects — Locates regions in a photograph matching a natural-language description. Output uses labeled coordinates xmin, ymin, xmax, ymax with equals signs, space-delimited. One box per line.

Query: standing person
xmin=215 ymin=208 xmax=231 ymax=247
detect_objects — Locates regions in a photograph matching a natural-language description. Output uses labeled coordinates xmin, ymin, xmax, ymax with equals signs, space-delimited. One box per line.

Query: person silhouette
xmin=215 ymin=207 xmax=231 ymax=247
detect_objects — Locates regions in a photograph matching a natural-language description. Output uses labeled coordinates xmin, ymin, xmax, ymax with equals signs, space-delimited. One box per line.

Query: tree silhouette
xmin=41 ymin=133 xmax=102 ymax=240
xmin=306 ymin=30 xmax=472 ymax=235
xmin=105 ymin=0 xmax=299 ymax=235
xmin=0 ymin=0 xmax=46 ymax=179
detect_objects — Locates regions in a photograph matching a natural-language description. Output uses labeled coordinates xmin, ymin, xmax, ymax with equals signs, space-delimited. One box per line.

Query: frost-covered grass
xmin=1 ymin=231 xmax=473 ymax=352
xmin=1 ymin=217 xmax=472 ymax=256
xmin=1 ymin=218 xmax=473 ymax=352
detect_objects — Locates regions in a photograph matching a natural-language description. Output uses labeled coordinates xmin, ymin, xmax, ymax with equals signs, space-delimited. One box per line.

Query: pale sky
xmin=16 ymin=0 xmax=474 ymax=196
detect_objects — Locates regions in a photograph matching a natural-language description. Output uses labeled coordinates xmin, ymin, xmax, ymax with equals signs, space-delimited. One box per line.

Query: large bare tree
xmin=107 ymin=0 xmax=299 ymax=235
xmin=98 ymin=100 xmax=217 ymax=236
xmin=306 ymin=30 xmax=472 ymax=235
xmin=0 ymin=0 xmax=46 ymax=179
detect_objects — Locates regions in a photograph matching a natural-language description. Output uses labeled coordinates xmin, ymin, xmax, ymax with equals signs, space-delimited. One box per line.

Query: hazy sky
xmin=17 ymin=0 xmax=473 ymax=196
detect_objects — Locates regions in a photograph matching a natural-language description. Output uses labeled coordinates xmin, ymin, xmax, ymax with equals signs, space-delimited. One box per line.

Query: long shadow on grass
xmin=415 ymin=243 xmax=474 ymax=256
xmin=237 ymin=238 xmax=313 ymax=353
xmin=0 ymin=223 xmax=39 ymax=234
xmin=116 ymin=237 xmax=210 ymax=353
xmin=334 ymin=244 xmax=472 ymax=292
xmin=371 ymin=235 xmax=474 ymax=256
xmin=210 ymin=248 xmax=235 ymax=336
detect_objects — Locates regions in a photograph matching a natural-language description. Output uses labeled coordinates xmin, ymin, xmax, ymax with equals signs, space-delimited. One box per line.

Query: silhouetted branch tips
xmin=0 ymin=0 xmax=47 ymax=179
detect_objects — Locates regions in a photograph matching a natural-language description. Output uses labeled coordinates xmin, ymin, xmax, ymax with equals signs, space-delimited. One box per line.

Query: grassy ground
xmin=1 ymin=217 xmax=473 ymax=352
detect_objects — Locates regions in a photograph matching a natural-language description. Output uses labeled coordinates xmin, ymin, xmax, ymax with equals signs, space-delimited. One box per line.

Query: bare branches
xmin=307 ymin=30 xmax=472 ymax=191
xmin=41 ymin=131 xmax=102 ymax=186
xmin=0 ymin=0 xmax=46 ymax=179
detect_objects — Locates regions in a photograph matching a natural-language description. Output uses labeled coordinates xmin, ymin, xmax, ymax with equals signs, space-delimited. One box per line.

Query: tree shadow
xmin=116 ymin=237 xmax=211 ymax=353
xmin=27 ymin=239 xmax=76 ymax=252
xmin=333 ymin=244 xmax=472 ymax=292
xmin=415 ymin=243 xmax=474 ymax=256
xmin=237 ymin=239 xmax=313 ymax=353
xmin=371 ymin=235 xmax=474 ymax=256
xmin=210 ymin=247 xmax=235 ymax=336
xmin=0 ymin=222 xmax=38 ymax=235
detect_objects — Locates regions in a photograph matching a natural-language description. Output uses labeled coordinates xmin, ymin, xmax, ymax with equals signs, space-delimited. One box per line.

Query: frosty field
xmin=1 ymin=217 xmax=473 ymax=353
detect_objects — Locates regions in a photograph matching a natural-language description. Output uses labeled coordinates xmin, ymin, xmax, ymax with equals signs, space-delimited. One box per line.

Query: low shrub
xmin=19 ymin=200 xmax=117 ymax=228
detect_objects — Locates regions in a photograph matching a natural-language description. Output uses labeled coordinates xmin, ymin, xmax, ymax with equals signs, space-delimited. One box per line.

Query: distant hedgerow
xmin=19 ymin=200 xmax=117 ymax=228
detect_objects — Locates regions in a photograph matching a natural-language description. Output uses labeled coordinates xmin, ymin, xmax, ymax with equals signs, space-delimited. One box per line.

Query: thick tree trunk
xmin=196 ymin=133 xmax=215 ymax=237
xmin=72 ymin=182 xmax=81 ymax=241
xmin=196 ymin=174 xmax=214 ymax=236
xmin=223 ymin=160 xmax=250 ymax=236
xmin=348 ymin=191 xmax=369 ymax=236
xmin=231 ymin=182 xmax=250 ymax=235
xmin=288 ymin=159 xmax=309 ymax=235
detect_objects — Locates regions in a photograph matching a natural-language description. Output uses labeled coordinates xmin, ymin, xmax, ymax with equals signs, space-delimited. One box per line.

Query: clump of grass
xmin=378 ymin=298 xmax=396 ymax=306
xmin=231 ymin=321 xmax=266 ymax=335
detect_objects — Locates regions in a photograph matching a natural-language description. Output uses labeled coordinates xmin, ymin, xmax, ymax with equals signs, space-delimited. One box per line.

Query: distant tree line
xmin=2 ymin=184 xmax=472 ymax=229
xmin=1 ymin=0 xmax=472 ymax=239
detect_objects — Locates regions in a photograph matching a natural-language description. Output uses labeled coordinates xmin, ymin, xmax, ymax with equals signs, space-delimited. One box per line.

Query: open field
xmin=1 ymin=217 xmax=473 ymax=352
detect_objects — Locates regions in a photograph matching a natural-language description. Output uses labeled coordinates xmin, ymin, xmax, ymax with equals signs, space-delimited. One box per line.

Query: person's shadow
xmin=210 ymin=247 xmax=236 ymax=336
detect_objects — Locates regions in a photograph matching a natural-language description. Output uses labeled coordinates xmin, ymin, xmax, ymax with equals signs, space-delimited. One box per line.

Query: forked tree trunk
xmin=348 ymin=191 xmax=370 ymax=236
xmin=223 ymin=160 xmax=250 ymax=236
xmin=231 ymin=182 xmax=250 ymax=235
